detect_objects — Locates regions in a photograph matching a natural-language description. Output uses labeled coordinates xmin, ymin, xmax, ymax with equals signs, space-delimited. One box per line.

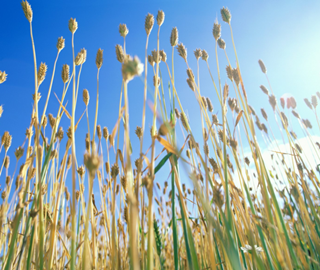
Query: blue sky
xmin=1 ymin=1 xmax=320 ymax=206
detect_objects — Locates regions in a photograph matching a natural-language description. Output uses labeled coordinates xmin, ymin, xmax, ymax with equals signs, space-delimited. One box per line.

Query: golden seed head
xmin=48 ymin=114 xmax=56 ymax=128
xmin=260 ymin=85 xmax=269 ymax=95
xmin=84 ymin=152 xmax=101 ymax=176
xmin=42 ymin=115 xmax=47 ymax=128
xmin=115 ymin=44 xmax=125 ymax=63
xmin=221 ymin=7 xmax=231 ymax=24
xmin=232 ymin=68 xmax=240 ymax=86
xmin=148 ymin=55 xmax=154 ymax=67
xmin=1 ymin=190 xmax=7 ymax=200
xmin=280 ymin=112 xmax=288 ymax=128
xmin=103 ymin=127 xmax=109 ymax=139
xmin=268 ymin=95 xmax=277 ymax=111
xmin=223 ymin=83 xmax=229 ymax=104
xmin=187 ymin=78 xmax=195 ymax=92
xmin=202 ymin=96 xmax=208 ymax=109
xmin=177 ymin=43 xmax=187 ymax=62
xmin=201 ymin=49 xmax=209 ymax=61
xmin=37 ymin=62 xmax=47 ymax=86
xmin=56 ymin=127 xmax=64 ymax=141
xmin=217 ymin=38 xmax=226 ymax=49
xmin=175 ymin=108 xmax=180 ymax=119
xmin=75 ymin=50 xmax=84 ymax=66
xmin=111 ymin=163 xmax=119 ymax=179
xmin=21 ymin=1 xmax=33 ymax=23
xmin=0 ymin=71 xmax=8 ymax=84
xmin=15 ymin=146 xmax=24 ymax=160
xmin=57 ymin=37 xmax=65 ymax=52
xmin=96 ymin=48 xmax=103 ymax=69
xmin=32 ymin=92 xmax=41 ymax=102
xmin=225 ymin=65 xmax=233 ymax=81
xmin=76 ymin=191 xmax=80 ymax=201
xmin=145 ymin=13 xmax=154 ymax=36
xmin=304 ymin=98 xmax=313 ymax=110
xmin=120 ymin=175 xmax=127 ymax=192
xmin=212 ymin=114 xmax=219 ymax=125
xmin=119 ymin=23 xmax=129 ymax=38
xmin=187 ymin=68 xmax=194 ymax=81
xmin=61 ymin=64 xmax=69 ymax=83
xmin=258 ymin=59 xmax=267 ymax=74
xmin=0 ymin=106 xmax=3 ymax=117
xmin=152 ymin=50 xmax=161 ymax=64
xmin=68 ymin=18 xmax=78 ymax=34
xmin=212 ymin=22 xmax=221 ymax=41
xmin=206 ymin=97 xmax=214 ymax=112
xmin=194 ymin=49 xmax=202 ymax=60
xmin=228 ymin=97 xmax=236 ymax=111
xmin=204 ymin=143 xmax=209 ymax=156
xmin=105 ymin=162 xmax=110 ymax=174
xmin=123 ymin=205 xmax=129 ymax=223
xmin=292 ymin=110 xmax=300 ymax=119
xmin=180 ymin=112 xmax=189 ymax=132
xmin=97 ymin=125 xmax=102 ymax=140
xmin=230 ymin=138 xmax=238 ymax=151
xmin=4 ymin=156 xmax=9 ymax=169
xmin=2 ymin=132 xmax=12 ymax=152
xmin=6 ymin=176 xmax=10 ymax=186
xmin=160 ymin=50 xmax=167 ymax=62
xmin=158 ymin=123 xmax=169 ymax=137
xmin=261 ymin=108 xmax=268 ymax=121
xmin=170 ymin=27 xmax=178 ymax=47
xmin=157 ymin=10 xmax=165 ymax=26
xmin=121 ymin=55 xmax=144 ymax=82
xmin=83 ymin=89 xmax=89 ymax=106
xmin=153 ymin=76 xmax=160 ymax=87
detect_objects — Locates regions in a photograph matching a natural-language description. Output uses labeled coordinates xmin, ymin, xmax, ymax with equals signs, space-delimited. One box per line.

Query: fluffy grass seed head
xmin=304 ymin=98 xmax=312 ymax=110
xmin=96 ymin=48 xmax=103 ymax=69
xmin=160 ymin=50 xmax=167 ymax=62
xmin=221 ymin=7 xmax=231 ymax=24
xmin=260 ymin=85 xmax=269 ymax=95
xmin=83 ymin=89 xmax=89 ymax=106
xmin=258 ymin=59 xmax=267 ymax=74
xmin=145 ymin=13 xmax=154 ymax=36
xmin=2 ymin=131 xmax=12 ymax=152
xmin=213 ymin=21 xmax=221 ymax=41
xmin=232 ymin=67 xmax=240 ymax=86
xmin=187 ymin=78 xmax=195 ymax=92
xmin=57 ymin=37 xmax=65 ymax=52
xmin=37 ymin=62 xmax=47 ymax=86
xmin=217 ymin=38 xmax=226 ymax=49
xmin=177 ymin=43 xmax=187 ymax=62
xmin=170 ymin=27 xmax=178 ymax=47
xmin=121 ymin=56 xmax=144 ymax=82
xmin=119 ymin=24 xmax=129 ymax=38
xmin=207 ymin=97 xmax=214 ymax=112
xmin=69 ymin=18 xmax=78 ymax=34
xmin=135 ymin=126 xmax=142 ymax=139
xmin=157 ymin=10 xmax=165 ymax=26
xmin=116 ymin=44 xmax=125 ymax=63
xmin=103 ymin=127 xmax=109 ymax=139
xmin=0 ymin=71 xmax=8 ymax=84
xmin=111 ymin=163 xmax=120 ymax=179
xmin=152 ymin=50 xmax=161 ymax=64
xmin=84 ymin=152 xmax=101 ymax=176
xmin=312 ymin=95 xmax=318 ymax=108
xmin=180 ymin=112 xmax=189 ymax=132
xmin=194 ymin=49 xmax=202 ymax=60
xmin=0 ymin=106 xmax=3 ymax=118
xmin=201 ymin=49 xmax=209 ymax=61
xmin=21 ymin=1 xmax=32 ymax=23
xmin=61 ymin=64 xmax=69 ymax=83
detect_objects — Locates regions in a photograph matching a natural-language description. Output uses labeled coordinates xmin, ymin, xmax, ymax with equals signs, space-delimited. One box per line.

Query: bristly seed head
xmin=83 ymin=89 xmax=89 ymax=106
xmin=194 ymin=49 xmax=202 ymax=60
xmin=145 ymin=13 xmax=154 ymax=36
xmin=160 ymin=50 xmax=167 ymax=62
xmin=57 ymin=37 xmax=65 ymax=52
xmin=151 ymin=50 xmax=161 ymax=64
xmin=135 ymin=126 xmax=142 ymax=139
xmin=206 ymin=97 xmax=214 ymax=112
xmin=115 ymin=44 xmax=125 ymax=63
xmin=217 ymin=38 xmax=226 ymax=49
xmin=119 ymin=24 xmax=129 ymax=38
xmin=0 ymin=71 xmax=8 ymax=84
xmin=232 ymin=67 xmax=240 ymax=86
xmin=201 ymin=49 xmax=209 ymax=61
xmin=177 ymin=43 xmax=187 ymax=62
xmin=68 ymin=18 xmax=78 ymax=34
xmin=221 ymin=7 xmax=231 ymax=24
xmin=258 ymin=59 xmax=267 ymax=74
xmin=157 ymin=10 xmax=165 ymax=26
xmin=103 ymin=127 xmax=109 ymax=139
xmin=170 ymin=27 xmax=178 ymax=47
xmin=187 ymin=78 xmax=195 ymax=92
xmin=260 ymin=85 xmax=269 ymax=95
xmin=61 ymin=64 xmax=69 ymax=83
xmin=96 ymin=48 xmax=103 ymax=69
xmin=111 ymin=163 xmax=119 ymax=179
xmin=21 ymin=1 xmax=33 ymax=23
xmin=37 ymin=63 xmax=47 ymax=86
xmin=212 ymin=22 xmax=221 ymax=41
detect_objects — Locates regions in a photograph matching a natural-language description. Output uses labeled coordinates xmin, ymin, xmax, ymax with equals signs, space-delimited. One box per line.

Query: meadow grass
xmin=1 ymin=2 xmax=320 ymax=269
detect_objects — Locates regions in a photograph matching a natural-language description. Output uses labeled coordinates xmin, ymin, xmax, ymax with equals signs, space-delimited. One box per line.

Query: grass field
xmin=1 ymin=2 xmax=320 ymax=269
